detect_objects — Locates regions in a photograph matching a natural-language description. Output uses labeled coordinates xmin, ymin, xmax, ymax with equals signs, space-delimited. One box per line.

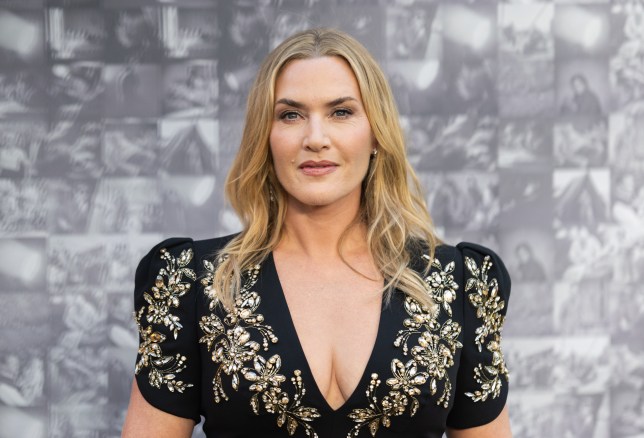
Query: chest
xmin=197 ymin=249 xmax=465 ymax=437
xmin=272 ymin=253 xmax=384 ymax=407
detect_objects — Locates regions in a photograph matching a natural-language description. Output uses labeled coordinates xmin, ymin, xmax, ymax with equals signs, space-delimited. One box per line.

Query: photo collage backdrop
xmin=0 ymin=0 xmax=643 ymax=437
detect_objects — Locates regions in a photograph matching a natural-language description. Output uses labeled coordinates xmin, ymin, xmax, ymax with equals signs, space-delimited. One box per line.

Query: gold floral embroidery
xmin=464 ymin=255 xmax=509 ymax=402
xmin=134 ymin=246 xmax=196 ymax=392
xmin=348 ymin=255 xmax=462 ymax=437
xmin=348 ymin=374 xmax=408 ymax=437
xmin=200 ymin=260 xmax=321 ymax=437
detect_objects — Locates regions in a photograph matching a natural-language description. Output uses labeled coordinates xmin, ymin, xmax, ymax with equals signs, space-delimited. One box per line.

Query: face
xmin=269 ymin=56 xmax=375 ymax=210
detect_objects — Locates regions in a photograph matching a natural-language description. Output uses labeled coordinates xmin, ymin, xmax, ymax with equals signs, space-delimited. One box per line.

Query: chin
xmin=289 ymin=191 xmax=345 ymax=208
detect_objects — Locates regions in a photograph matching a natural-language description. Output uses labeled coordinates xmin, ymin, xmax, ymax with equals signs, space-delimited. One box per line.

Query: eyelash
xmin=278 ymin=108 xmax=353 ymax=120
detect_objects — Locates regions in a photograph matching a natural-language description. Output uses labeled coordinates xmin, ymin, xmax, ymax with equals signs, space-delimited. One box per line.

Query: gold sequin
xmin=464 ymin=255 xmax=509 ymax=402
xmin=200 ymin=260 xmax=321 ymax=437
xmin=348 ymin=256 xmax=462 ymax=437
xmin=134 ymin=246 xmax=196 ymax=393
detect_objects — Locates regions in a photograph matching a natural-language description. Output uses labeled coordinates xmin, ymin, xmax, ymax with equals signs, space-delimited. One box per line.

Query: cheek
xmin=269 ymin=129 xmax=294 ymax=181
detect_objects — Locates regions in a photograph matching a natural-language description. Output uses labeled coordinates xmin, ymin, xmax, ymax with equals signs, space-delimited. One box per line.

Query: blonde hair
xmin=212 ymin=28 xmax=442 ymax=311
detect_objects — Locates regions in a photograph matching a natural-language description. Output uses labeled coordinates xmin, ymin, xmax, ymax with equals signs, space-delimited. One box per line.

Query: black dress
xmin=133 ymin=234 xmax=511 ymax=438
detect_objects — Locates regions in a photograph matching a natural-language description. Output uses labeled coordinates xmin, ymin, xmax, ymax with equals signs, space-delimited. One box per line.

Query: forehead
xmin=274 ymin=56 xmax=362 ymax=101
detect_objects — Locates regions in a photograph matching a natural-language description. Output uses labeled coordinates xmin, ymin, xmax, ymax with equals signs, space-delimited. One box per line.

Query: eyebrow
xmin=274 ymin=96 xmax=358 ymax=109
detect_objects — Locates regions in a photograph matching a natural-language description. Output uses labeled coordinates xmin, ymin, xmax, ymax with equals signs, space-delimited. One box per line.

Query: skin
xmin=270 ymin=56 xmax=383 ymax=411
xmin=121 ymin=55 xmax=511 ymax=437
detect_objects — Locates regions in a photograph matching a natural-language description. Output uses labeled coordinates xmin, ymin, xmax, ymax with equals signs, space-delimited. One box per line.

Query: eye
xmin=279 ymin=111 xmax=301 ymax=121
xmin=333 ymin=108 xmax=353 ymax=118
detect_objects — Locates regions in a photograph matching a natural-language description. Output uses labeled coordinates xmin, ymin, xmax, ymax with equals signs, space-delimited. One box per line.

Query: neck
xmin=277 ymin=193 xmax=367 ymax=260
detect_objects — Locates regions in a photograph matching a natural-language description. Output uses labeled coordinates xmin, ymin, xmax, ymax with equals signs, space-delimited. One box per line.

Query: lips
xmin=298 ymin=160 xmax=339 ymax=169
xmin=298 ymin=160 xmax=338 ymax=176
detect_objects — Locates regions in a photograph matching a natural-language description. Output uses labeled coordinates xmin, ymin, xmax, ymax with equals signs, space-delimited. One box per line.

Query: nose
xmin=302 ymin=116 xmax=329 ymax=152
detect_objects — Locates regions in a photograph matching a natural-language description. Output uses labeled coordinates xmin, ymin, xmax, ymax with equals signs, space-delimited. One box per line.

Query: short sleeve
xmin=132 ymin=237 xmax=201 ymax=422
xmin=447 ymin=242 xmax=512 ymax=429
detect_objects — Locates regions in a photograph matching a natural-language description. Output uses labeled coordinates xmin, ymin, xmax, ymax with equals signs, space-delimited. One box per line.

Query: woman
xmin=122 ymin=28 xmax=512 ymax=438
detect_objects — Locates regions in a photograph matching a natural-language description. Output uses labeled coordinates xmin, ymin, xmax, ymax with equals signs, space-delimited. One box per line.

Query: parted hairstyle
xmin=212 ymin=27 xmax=442 ymax=311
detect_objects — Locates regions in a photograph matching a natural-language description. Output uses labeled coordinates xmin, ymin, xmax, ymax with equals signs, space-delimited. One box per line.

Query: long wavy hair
xmin=212 ymin=28 xmax=442 ymax=311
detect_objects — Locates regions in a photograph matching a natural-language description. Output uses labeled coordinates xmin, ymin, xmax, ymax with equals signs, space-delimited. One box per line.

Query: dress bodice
xmin=132 ymin=234 xmax=511 ymax=437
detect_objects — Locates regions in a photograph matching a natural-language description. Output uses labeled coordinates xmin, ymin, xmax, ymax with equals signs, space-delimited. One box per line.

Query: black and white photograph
xmin=442 ymin=55 xmax=497 ymax=116
xmin=328 ymin=5 xmax=386 ymax=60
xmin=160 ymin=176 xmax=222 ymax=238
xmin=87 ymin=178 xmax=163 ymax=233
xmin=0 ymin=118 xmax=42 ymax=178
xmin=499 ymin=3 xmax=554 ymax=60
xmin=555 ymin=277 xmax=612 ymax=334
xmin=106 ymin=294 xmax=138 ymax=350
xmin=611 ymin=386 xmax=644 ymax=438
xmin=498 ymin=55 xmax=555 ymax=119
xmin=557 ymin=58 xmax=608 ymax=116
xmin=554 ymin=394 xmax=609 ymax=438
xmin=504 ymin=338 xmax=556 ymax=389
xmin=37 ymin=118 xmax=103 ymax=179
xmin=405 ymin=115 xmax=497 ymax=171
xmin=47 ymin=179 xmax=95 ymax=234
xmin=0 ymin=179 xmax=48 ymax=234
xmin=161 ymin=6 xmax=219 ymax=59
xmin=609 ymin=110 xmax=644 ymax=173
xmin=500 ymin=227 xmax=553 ymax=283
xmin=48 ymin=62 xmax=104 ymax=117
xmin=103 ymin=64 xmax=162 ymax=118
xmin=46 ymin=7 xmax=106 ymax=61
xmin=219 ymin=0 xmax=271 ymax=68
xmin=0 ymin=349 xmax=45 ymax=407
xmin=610 ymin=278 xmax=644 ymax=339
xmin=508 ymin=392 xmax=559 ymax=438
xmin=49 ymin=348 xmax=107 ymax=404
xmin=503 ymin=282 xmax=554 ymax=336
xmin=49 ymin=289 xmax=107 ymax=349
xmin=0 ymin=238 xmax=46 ymax=292
xmin=159 ymin=119 xmax=218 ymax=174
xmin=553 ymin=168 xmax=610 ymax=229
xmin=498 ymin=118 xmax=552 ymax=170
xmin=0 ymin=68 xmax=48 ymax=117
xmin=102 ymin=119 xmax=158 ymax=177
xmin=50 ymin=402 xmax=109 ymax=437
xmin=611 ymin=171 xmax=644 ymax=240
xmin=0 ymin=406 xmax=46 ymax=438
xmin=47 ymin=235 xmax=107 ymax=293
xmin=551 ymin=337 xmax=611 ymax=392
xmin=553 ymin=116 xmax=607 ymax=167
xmin=269 ymin=9 xmax=320 ymax=51
xmin=387 ymin=59 xmax=442 ymax=115
xmin=102 ymin=235 xmax=160 ymax=292
xmin=0 ymin=8 xmax=45 ymax=67
xmin=216 ymin=115 xmax=243 ymax=169
xmin=610 ymin=4 xmax=644 ymax=112
xmin=163 ymin=60 xmax=218 ymax=118
xmin=422 ymin=170 xmax=499 ymax=232
xmin=386 ymin=3 xmax=439 ymax=60
xmin=499 ymin=169 xmax=553 ymax=228
xmin=104 ymin=7 xmax=164 ymax=63
xmin=554 ymin=5 xmax=610 ymax=59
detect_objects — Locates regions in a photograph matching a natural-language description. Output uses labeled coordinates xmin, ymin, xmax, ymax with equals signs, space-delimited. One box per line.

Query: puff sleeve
xmin=447 ymin=242 xmax=512 ymax=429
xmin=132 ymin=237 xmax=201 ymax=422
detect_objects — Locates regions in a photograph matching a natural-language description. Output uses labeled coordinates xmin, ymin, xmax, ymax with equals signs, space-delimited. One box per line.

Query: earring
xmin=268 ymin=186 xmax=275 ymax=202
xmin=371 ymin=149 xmax=378 ymax=156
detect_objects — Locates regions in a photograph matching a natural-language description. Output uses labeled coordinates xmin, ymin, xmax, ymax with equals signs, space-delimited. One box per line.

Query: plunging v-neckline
xmin=267 ymin=251 xmax=387 ymax=413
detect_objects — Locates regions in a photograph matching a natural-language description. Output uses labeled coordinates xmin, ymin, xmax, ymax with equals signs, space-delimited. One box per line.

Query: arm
xmin=122 ymin=379 xmax=195 ymax=438
xmin=447 ymin=404 xmax=512 ymax=438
